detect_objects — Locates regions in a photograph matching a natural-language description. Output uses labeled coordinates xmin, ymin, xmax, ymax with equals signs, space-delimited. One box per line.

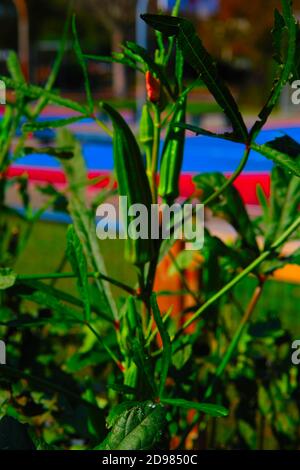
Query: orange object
xmin=145 ymin=71 xmax=161 ymax=103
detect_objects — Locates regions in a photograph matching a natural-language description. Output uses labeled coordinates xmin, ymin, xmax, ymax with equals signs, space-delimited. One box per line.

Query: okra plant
xmin=0 ymin=0 xmax=300 ymax=450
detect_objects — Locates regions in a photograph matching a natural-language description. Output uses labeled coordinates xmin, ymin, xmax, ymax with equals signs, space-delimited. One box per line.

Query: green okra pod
xmin=158 ymin=97 xmax=187 ymax=203
xmin=102 ymin=102 xmax=155 ymax=266
xmin=139 ymin=104 xmax=154 ymax=175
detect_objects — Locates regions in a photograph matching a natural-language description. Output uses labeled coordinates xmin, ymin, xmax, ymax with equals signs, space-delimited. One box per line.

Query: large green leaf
xmin=96 ymin=401 xmax=166 ymax=450
xmin=141 ymin=14 xmax=248 ymax=142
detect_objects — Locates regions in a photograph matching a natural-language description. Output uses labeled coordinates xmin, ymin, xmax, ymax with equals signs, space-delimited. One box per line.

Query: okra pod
xmin=158 ymin=97 xmax=187 ymax=203
xmin=140 ymin=104 xmax=154 ymax=169
xmin=102 ymin=102 xmax=155 ymax=266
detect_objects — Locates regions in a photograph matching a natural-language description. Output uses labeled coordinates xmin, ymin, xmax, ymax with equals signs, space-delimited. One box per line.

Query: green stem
xmin=204 ymin=281 xmax=264 ymax=400
xmin=203 ymin=144 xmax=251 ymax=206
xmin=17 ymin=271 xmax=135 ymax=296
xmin=174 ymin=213 xmax=300 ymax=338
xmin=95 ymin=116 xmax=113 ymax=138
xmin=85 ymin=322 xmax=122 ymax=368
xmin=151 ymin=105 xmax=161 ymax=203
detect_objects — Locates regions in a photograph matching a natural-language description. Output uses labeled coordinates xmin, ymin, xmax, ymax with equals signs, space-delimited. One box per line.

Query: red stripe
xmin=6 ymin=167 xmax=270 ymax=205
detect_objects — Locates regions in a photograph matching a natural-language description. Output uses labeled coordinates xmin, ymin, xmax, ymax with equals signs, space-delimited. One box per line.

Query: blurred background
xmin=1 ymin=0 xmax=300 ymax=111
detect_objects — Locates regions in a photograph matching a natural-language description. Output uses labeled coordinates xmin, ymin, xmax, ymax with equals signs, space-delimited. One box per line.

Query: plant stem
xmin=168 ymin=250 xmax=200 ymax=304
xmin=94 ymin=116 xmax=113 ymax=138
xmin=203 ymin=144 xmax=251 ymax=206
xmin=174 ymin=213 xmax=300 ymax=338
xmin=204 ymin=280 xmax=264 ymax=400
xmin=176 ymin=281 xmax=264 ymax=450
xmin=151 ymin=105 xmax=161 ymax=203
xmin=85 ymin=322 xmax=122 ymax=369
xmin=17 ymin=271 xmax=135 ymax=296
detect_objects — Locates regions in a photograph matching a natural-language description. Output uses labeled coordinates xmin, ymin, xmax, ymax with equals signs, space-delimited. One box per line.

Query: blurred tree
xmin=76 ymin=0 xmax=137 ymax=97
xmin=13 ymin=0 xmax=29 ymax=79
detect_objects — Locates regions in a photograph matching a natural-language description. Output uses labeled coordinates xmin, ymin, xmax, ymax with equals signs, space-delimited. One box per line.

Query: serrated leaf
xmin=252 ymin=136 xmax=300 ymax=177
xmin=23 ymin=116 xmax=84 ymax=132
xmin=161 ymin=398 xmax=229 ymax=417
xmin=84 ymin=53 xmax=144 ymax=73
xmin=23 ymin=146 xmax=74 ymax=160
xmin=272 ymin=9 xmax=286 ymax=65
xmin=95 ymin=401 xmax=166 ymax=450
xmin=0 ymin=76 xmax=87 ymax=114
xmin=72 ymin=15 xmax=94 ymax=112
xmin=264 ymin=165 xmax=300 ymax=247
xmin=0 ymin=268 xmax=17 ymax=290
xmin=176 ymin=122 xmax=241 ymax=143
xmin=193 ymin=173 xmax=259 ymax=254
xmin=250 ymin=0 xmax=297 ymax=138
xmin=141 ymin=14 xmax=248 ymax=142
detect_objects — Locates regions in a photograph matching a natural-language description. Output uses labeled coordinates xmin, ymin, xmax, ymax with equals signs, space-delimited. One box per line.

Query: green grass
xmin=14 ymin=219 xmax=137 ymax=298
xmin=12 ymin=219 xmax=300 ymax=334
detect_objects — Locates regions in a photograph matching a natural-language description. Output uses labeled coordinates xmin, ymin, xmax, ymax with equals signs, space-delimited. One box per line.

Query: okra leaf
xmin=72 ymin=16 xmax=94 ymax=112
xmin=250 ymin=0 xmax=297 ymax=138
xmin=264 ymin=164 xmax=300 ymax=247
xmin=0 ymin=76 xmax=87 ymax=114
xmin=7 ymin=51 xmax=26 ymax=84
xmin=95 ymin=401 xmax=166 ymax=450
xmin=161 ymin=398 xmax=228 ymax=417
xmin=150 ymin=294 xmax=172 ymax=398
xmin=0 ymin=268 xmax=17 ymax=290
xmin=252 ymin=136 xmax=300 ymax=177
xmin=193 ymin=173 xmax=259 ymax=254
xmin=141 ymin=14 xmax=248 ymax=142
xmin=66 ymin=225 xmax=91 ymax=322
xmin=84 ymin=53 xmax=144 ymax=74
xmin=106 ymin=401 xmax=141 ymax=428
xmin=22 ymin=146 xmax=74 ymax=160
xmin=272 ymin=9 xmax=286 ymax=65
xmin=0 ymin=315 xmax=65 ymax=329
xmin=59 ymin=129 xmax=117 ymax=319
xmin=31 ymin=11 xmax=72 ymax=117
xmin=176 ymin=122 xmax=241 ymax=143
xmin=23 ymin=116 xmax=85 ymax=132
